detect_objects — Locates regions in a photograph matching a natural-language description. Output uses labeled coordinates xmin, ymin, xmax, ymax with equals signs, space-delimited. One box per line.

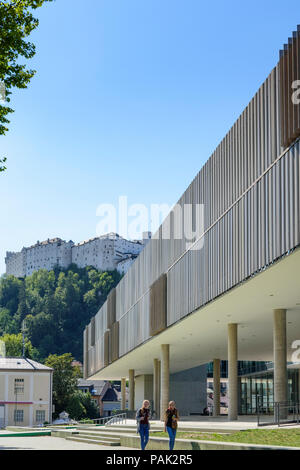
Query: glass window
xmin=14 ymin=409 xmax=24 ymax=423
xmin=14 ymin=378 xmax=24 ymax=394
xmin=36 ymin=410 xmax=46 ymax=423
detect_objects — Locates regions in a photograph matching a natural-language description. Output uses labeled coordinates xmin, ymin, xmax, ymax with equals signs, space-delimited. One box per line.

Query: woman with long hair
xmin=164 ymin=401 xmax=179 ymax=451
xmin=136 ymin=399 xmax=151 ymax=450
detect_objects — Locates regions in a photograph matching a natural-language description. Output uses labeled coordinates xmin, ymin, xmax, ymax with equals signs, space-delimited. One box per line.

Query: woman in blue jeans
xmin=164 ymin=401 xmax=179 ymax=451
xmin=136 ymin=400 xmax=151 ymax=450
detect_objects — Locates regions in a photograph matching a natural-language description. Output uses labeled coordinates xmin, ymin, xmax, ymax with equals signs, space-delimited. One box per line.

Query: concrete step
xmin=77 ymin=424 xmax=235 ymax=435
xmin=65 ymin=436 xmax=120 ymax=446
xmin=76 ymin=425 xmax=139 ymax=435
xmin=104 ymin=426 xmax=163 ymax=433
xmin=78 ymin=431 xmax=120 ymax=442
xmin=104 ymin=425 xmax=235 ymax=434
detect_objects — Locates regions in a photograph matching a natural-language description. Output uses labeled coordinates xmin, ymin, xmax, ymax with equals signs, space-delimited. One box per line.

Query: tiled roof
xmin=77 ymin=379 xmax=94 ymax=387
xmin=0 ymin=357 xmax=52 ymax=371
xmin=102 ymin=387 xmax=119 ymax=402
xmin=92 ymin=381 xmax=107 ymax=395
xmin=77 ymin=379 xmax=107 ymax=395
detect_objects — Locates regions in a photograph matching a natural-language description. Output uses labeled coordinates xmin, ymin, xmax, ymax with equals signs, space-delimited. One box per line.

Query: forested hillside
xmin=0 ymin=264 xmax=121 ymax=361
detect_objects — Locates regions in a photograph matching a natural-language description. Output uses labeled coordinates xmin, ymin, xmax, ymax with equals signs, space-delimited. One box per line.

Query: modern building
xmin=84 ymin=26 xmax=300 ymax=420
xmin=0 ymin=357 xmax=53 ymax=428
xmin=239 ymin=363 xmax=300 ymax=415
xmin=207 ymin=377 xmax=228 ymax=415
xmin=207 ymin=361 xmax=268 ymax=379
xmin=5 ymin=232 xmax=152 ymax=278
xmin=206 ymin=361 xmax=269 ymax=415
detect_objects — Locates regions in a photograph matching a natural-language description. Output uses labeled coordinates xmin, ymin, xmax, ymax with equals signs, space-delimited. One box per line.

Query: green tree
xmin=66 ymin=391 xmax=86 ymax=421
xmin=66 ymin=391 xmax=99 ymax=421
xmin=0 ymin=275 xmax=23 ymax=315
xmin=0 ymin=265 xmax=122 ymax=361
xmin=25 ymin=312 xmax=54 ymax=357
xmin=45 ymin=353 xmax=81 ymax=417
xmin=0 ymin=308 xmax=13 ymax=334
xmin=0 ymin=332 xmax=38 ymax=358
xmin=80 ymin=391 xmax=99 ymax=419
xmin=0 ymin=0 xmax=54 ymax=170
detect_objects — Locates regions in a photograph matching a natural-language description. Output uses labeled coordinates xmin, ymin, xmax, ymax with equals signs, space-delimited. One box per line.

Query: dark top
xmin=165 ymin=408 xmax=178 ymax=428
xmin=139 ymin=408 xmax=150 ymax=426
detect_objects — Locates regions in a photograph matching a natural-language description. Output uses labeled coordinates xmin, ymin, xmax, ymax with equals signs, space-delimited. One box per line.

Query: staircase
xmin=50 ymin=413 xmax=133 ymax=446
xmin=64 ymin=422 xmax=166 ymax=446
xmin=65 ymin=429 xmax=122 ymax=446
xmin=52 ymin=421 xmax=237 ymax=447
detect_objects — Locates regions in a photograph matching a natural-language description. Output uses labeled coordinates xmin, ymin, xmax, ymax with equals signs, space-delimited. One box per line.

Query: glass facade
xmin=207 ymin=361 xmax=268 ymax=378
xmin=239 ymin=368 xmax=300 ymax=415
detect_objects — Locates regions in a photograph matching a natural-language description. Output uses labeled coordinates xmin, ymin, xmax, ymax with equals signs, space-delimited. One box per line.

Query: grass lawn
xmin=150 ymin=428 xmax=300 ymax=447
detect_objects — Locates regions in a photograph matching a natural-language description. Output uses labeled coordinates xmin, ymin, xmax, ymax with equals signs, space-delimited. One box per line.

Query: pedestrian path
xmin=115 ymin=417 xmax=260 ymax=432
xmin=0 ymin=435 xmax=133 ymax=450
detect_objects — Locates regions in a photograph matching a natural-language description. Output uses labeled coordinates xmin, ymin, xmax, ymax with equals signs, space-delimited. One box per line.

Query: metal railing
xmin=275 ymin=403 xmax=300 ymax=427
xmin=80 ymin=413 xmax=127 ymax=427
xmin=105 ymin=413 xmax=127 ymax=426
xmin=257 ymin=402 xmax=300 ymax=427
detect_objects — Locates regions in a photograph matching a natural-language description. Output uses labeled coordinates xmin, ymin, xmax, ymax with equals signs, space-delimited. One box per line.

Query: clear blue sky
xmin=0 ymin=0 xmax=298 ymax=274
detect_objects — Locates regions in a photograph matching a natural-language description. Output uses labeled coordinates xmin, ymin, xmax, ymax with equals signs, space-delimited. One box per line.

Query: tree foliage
xmin=0 ymin=264 xmax=122 ymax=360
xmin=0 ymin=331 xmax=39 ymax=358
xmin=66 ymin=390 xmax=99 ymax=421
xmin=0 ymin=0 xmax=54 ymax=170
xmin=44 ymin=353 xmax=99 ymax=419
xmin=45 ymin=353 xmax=81 ymax=417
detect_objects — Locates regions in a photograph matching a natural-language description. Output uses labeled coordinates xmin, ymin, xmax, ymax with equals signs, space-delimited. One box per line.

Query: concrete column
xmin=121 ymin=377 xmax=126 ymax=410
xmin=153 ymin=359 xmax=160 ymax=417
xmin=228 ymin=324 xmax=238 ymax=421
xmin=158 ymin=359 xmax=161 ymax=417
xmin=160 ymin=345 xmax=170 ymax=420
xmin=213 ymin=359 xmax=221 ymax=417
xmin=273 ymin=309 xmax=287 ymax=419
xmin=129 ymin=370 xmax=135 ymax=411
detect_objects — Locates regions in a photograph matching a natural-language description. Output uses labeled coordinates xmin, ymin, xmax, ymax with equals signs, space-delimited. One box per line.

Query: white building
xmin=71 ymin=232 xmax=151 ymax=274
xmin=116 ymin=255 xmax=137 ymax=275
xmin=5 ymin=249 xmax=27 ymax=278
xmin=0 ymin=357 xmax=53 ymax=428
xmin=5 ymin=238 xmax=74 ymax=277
xmin=5 ymin=233 xmax=152 ymax=278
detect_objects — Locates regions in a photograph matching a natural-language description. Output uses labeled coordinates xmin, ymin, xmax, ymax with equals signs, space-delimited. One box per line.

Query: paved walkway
xmin=117 ymin=416 xmax=260 ymax=431
xmin=0 ymin=436 xmax=133 ymax=450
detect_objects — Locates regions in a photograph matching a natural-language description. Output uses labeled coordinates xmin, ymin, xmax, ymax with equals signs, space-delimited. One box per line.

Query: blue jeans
xmin=166 ymin=426 xmax=177 ymax=450
xmin=139 ymin=423 xmax=149 ymax=450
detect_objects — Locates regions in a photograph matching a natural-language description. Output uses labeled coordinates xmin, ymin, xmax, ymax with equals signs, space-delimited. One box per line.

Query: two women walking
xmin=136 ymin=399 xmax=179 ymax=451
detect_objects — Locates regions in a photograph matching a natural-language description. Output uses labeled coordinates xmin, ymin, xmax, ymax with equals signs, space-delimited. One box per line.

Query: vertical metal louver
xmin=280 ymin=26 xmax=300 ymax=149
xmin=150 ymin=274 xmax=167 ymax=336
